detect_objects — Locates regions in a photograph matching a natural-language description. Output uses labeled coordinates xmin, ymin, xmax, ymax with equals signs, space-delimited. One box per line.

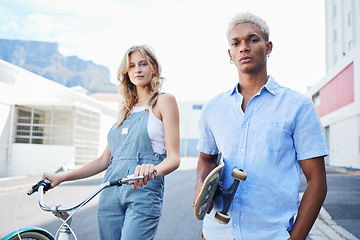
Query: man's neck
xmin=238 ymin=72 xmax=268 ymax=96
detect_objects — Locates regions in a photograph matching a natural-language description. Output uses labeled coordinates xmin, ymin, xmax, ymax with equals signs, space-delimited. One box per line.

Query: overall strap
xmin=151 ymin=92 xmax=165 ymax=108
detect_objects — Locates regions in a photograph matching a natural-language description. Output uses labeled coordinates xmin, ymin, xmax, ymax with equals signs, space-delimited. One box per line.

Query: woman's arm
xmin=133 ymin=93 xmax=180 ymax=189
xmin=43 ymin=145 xmax=111 ymax=189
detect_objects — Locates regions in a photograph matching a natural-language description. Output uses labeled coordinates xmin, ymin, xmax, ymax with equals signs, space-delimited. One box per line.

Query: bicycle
xmin=1 ymin=174 xmax=152 ymax=240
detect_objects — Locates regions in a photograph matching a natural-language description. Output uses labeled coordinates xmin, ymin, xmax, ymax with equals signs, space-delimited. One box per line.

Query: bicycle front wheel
xmin=8 ymin=231 xmax=53 ymax=240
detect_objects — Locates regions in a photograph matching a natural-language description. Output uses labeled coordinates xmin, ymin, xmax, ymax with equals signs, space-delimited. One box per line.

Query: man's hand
xmin=193 ymin=152 xmax=218 ymax=210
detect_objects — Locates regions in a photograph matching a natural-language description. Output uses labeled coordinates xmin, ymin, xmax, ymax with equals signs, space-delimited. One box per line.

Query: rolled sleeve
xmin=197 ymin=103 xmax=219 ymax=155
xmin=293 ymin=98 xmax=328 ymax=160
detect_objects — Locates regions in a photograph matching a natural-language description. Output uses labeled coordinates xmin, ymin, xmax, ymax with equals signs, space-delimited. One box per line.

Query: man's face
xmin=228 ymin=23 xmax=272 ymax=74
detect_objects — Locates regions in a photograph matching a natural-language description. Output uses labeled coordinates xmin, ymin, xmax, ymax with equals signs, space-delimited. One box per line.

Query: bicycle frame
xmin=2 ymin=174 xmax=150 ymax=240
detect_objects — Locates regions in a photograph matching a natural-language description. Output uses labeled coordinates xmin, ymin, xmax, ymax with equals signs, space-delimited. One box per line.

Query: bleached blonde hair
xmin=115 ymin=45 xmax=164 ymax=128
xmin=226 ymin=12 xmax=270 ymax=42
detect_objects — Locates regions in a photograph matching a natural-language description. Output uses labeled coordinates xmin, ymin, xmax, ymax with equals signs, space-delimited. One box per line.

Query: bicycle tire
xmin=7 ymin=231 xmax=53 ymax=240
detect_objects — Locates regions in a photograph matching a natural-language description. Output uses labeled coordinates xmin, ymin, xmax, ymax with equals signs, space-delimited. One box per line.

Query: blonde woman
xmin=43 ymin=45 xmax=180 ymax=240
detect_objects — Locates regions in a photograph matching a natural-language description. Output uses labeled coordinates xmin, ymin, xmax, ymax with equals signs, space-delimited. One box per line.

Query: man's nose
xmin=239 ymin=42 xmax=250 ymax=53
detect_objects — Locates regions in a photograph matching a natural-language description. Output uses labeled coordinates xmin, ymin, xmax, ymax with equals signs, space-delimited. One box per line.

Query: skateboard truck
xmin=194 ymin=154 xmax=247 ymax=224
xmin=214 ymin=168 xmax=247 ymax=224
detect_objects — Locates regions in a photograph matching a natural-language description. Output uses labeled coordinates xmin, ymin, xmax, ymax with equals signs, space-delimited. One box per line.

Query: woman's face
xmin=127 ymin=50 xmax=155 ymax=88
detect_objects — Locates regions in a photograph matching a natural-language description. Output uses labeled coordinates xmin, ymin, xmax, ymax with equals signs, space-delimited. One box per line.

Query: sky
xmin=0 ymin=0 xmax=326 ymax=102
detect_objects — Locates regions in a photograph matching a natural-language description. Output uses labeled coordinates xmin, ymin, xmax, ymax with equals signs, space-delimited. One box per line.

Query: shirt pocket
xmin=251 ymin=121 xmax=293 ymax=153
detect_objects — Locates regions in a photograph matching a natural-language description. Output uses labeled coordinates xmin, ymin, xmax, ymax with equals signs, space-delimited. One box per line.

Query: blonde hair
xmin=115 ymin=45 xmax=164 ymax=127
xmin=226 ymin=12 xmax=270 ymax=42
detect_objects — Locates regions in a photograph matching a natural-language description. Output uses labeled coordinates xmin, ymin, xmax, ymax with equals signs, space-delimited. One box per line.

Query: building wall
xmin=307 ymin=0 xmax=360 ymax=169
xmin=178 ymin=101 xmax=204 ymax=156
xmin=0 ymin=103 xmax=11 ymax=176
xmin=325 ymin=0 xmax=359 ymax=71
xmin=8 ymin=144 xmax=75 ymax=176
xmin=314 ymin=62 xmax=354 ymax=117
xmin=308 ymin=47 xmax=360 ymax=169
xmin=329 ymin=116 xmax=359 ymax=168
xmin=0 ymin=59 xmax=117 ymax=177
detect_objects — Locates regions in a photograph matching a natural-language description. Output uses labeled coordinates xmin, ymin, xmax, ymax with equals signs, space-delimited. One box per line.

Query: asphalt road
xmin=1 ymin=159 xmax=359 ymax=240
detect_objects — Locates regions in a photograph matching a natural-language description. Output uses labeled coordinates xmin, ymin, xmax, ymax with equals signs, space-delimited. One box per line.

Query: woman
xmin=43 ymin=45 xmax=180 ymax=240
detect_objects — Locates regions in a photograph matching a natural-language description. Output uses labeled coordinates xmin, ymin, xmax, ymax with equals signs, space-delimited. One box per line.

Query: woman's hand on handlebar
xmin=133 ymin=164 xmax=157 ymax=190
xmin=42 ymin=172 xmax=63 ymax=189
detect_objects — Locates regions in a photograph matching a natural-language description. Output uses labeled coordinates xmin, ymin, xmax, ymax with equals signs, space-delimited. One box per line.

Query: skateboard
xmin=194 ymin=154 xmax=247 ymax=224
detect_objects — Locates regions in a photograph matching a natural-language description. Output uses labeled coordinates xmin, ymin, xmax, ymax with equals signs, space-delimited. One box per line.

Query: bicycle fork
xmin=51 ymin=206 xmax=72 ymax=240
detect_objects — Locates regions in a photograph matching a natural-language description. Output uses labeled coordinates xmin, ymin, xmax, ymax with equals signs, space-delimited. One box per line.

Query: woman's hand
xmin=42 ymin=172 xmax=64 ymax=189
xmin=133 ymin=164 xmax=157 ymax=190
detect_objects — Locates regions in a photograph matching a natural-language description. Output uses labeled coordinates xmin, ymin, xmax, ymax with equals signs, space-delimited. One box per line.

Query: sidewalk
xmin=0 ymin=163 xmax=359 ymax=240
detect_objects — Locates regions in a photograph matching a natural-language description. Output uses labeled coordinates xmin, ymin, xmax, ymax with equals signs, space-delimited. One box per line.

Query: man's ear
xmin=228 ymin=49 xmax=233 ymax=61
xmin=266 ymin=41 xmax=273 ymax=54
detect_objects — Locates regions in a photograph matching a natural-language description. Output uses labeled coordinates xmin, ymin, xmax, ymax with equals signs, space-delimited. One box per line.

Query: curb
xmin=0 ymin=173 xmax=104 ymax=196
xmin=316 ymin=207 xmax=359 ymax=240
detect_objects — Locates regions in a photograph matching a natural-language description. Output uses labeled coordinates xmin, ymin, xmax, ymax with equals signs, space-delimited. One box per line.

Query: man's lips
xmin=240 ymin=56 xmax=252 ymax=63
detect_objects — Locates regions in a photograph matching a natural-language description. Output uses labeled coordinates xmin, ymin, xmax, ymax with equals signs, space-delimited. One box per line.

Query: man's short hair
xmin=226 ymin=12 xmax=270 ymax=42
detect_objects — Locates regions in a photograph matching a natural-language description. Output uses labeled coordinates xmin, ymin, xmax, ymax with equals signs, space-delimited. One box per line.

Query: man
xmin=194 ymin=12 xmax=328 ymax=240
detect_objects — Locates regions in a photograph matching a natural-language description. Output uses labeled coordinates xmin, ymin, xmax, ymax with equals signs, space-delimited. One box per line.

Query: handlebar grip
xmin=27 ymin=179 xmax=51 ymax=195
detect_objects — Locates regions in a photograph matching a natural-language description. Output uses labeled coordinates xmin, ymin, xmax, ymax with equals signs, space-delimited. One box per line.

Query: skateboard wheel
xmin=231 ymin=169 xmax=247 ymax=181
xmin=215 ymin=211 xmax=231 ymax=224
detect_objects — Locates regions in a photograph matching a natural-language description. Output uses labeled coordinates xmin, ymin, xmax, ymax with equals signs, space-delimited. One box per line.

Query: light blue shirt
xmin=197 ymin=76 xmax=328 ymax=240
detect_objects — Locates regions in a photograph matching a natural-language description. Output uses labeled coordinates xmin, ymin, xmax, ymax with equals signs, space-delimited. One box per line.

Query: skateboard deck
xmin=194 ymin=154 xmax=224 ymax=220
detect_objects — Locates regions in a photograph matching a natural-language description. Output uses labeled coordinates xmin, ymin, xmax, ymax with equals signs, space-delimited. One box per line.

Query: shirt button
xmin=242 ymin=124 xmax=246 ymax=128
xmin=240 ymin=148 xmax=243 ymax=152
xmin=235 ymin=198 xmax=239 ymax=202
xmin=234 ymin=223 xmax=237 ymax=227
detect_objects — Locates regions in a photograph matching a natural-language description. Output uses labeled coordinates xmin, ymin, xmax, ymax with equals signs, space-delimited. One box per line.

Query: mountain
xmin=0 ymin=39 xmax=117 ymax=93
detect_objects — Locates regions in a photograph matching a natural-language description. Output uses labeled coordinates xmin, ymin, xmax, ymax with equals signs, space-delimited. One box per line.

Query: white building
xmin=0 ymin=58 xmax=205 ymax=177
xmin=307 ymin=0 xmax=360 ymax=168
xmin=0 ymin=59 xmax=117 ymax=177
xmin=178 ymin=101 xmax=204 ymax=157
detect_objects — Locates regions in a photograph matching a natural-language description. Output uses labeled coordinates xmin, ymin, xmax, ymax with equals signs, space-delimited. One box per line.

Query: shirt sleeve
xmin=196 ymin=103 xmax=219 ymax=155
xmin=293 ymin=98 xmax=328 ymax=160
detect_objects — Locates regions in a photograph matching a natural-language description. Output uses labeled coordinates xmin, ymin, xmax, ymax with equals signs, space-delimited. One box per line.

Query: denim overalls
xmin=97 ymin=107 xmax=166 ymax=240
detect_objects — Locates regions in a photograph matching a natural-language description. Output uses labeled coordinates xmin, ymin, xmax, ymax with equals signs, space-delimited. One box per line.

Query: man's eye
xmin=231 ymin=42 xmax=239 ymax=46
xmin=250 ymin=39 xmax=259 ymax=43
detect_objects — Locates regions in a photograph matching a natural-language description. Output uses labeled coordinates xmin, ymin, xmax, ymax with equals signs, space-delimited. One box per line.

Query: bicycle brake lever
xmin=122 ymin=171 xmax=157 ymax=185
xmin=109 ymin=172 xmax=157 ymax=187
xmin=121 ymin=175 xmax=144 ymax=185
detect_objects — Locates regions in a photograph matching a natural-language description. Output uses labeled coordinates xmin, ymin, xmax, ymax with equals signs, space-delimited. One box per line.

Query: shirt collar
xmin=228 ymin=75 xmax=279 ymax=96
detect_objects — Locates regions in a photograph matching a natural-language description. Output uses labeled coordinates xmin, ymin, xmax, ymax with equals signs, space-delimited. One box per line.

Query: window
xmin=15 ymin=107 xmax=45 ymax=144
xmin=348 ymin=12 xmax=352 ymax=26
xmin=333 ymin=5 xmax=337 ymax=18
xmin=334 ymin=30 xmax=337 ymax=42
xmin=13 ymin=105 xmax=101 ymax=165
xmin=313 ymin=92 xmax=321 ymax=106
xmin=349 ymin=41 xmax=352 ymax=51
xmin=192 ymin=104 xmax=203 ymax=110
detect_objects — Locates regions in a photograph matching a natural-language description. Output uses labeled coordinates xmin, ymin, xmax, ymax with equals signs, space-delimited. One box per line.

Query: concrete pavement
xmin=0 ymin=159 xmax=359 ymax=240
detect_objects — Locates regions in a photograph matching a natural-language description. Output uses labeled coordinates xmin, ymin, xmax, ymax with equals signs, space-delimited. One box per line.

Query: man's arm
xmin=193 ymin=152 xmax=218 ymax=206
xmin=289 ymin=156 xmax=327 ymax=240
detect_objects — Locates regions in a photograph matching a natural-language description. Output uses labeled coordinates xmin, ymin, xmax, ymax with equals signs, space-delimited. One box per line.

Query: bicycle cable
xmin=53 ymin=196 xmax=89 ymax=240
xmin=14 ymin=191 xmax=27 ymax=240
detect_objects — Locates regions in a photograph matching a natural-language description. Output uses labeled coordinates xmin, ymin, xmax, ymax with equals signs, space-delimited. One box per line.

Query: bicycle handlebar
xmin=28 ymin=172 xmax=157 ymax=213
